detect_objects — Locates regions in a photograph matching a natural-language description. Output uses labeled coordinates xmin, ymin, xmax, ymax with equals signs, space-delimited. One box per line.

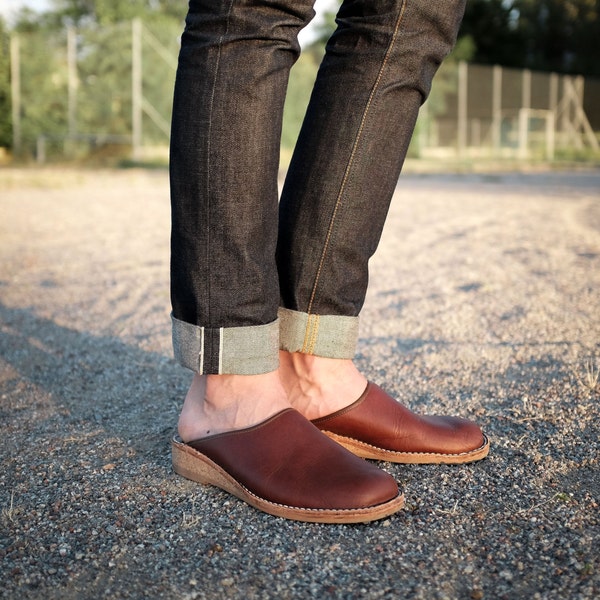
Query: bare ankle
xmin=278 ymin=351 xmax=367 ymax=420
xmin=177 ymin=372 xmax=290 ymax=442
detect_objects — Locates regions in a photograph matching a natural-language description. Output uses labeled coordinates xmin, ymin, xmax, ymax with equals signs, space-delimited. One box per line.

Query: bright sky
xmin=0 ymin=0 xmax=339 ymax=25
xmin=0 ymin=0 xmax=52 ymax=20
xmin=0 ymin=0 xmax=336 ymax=43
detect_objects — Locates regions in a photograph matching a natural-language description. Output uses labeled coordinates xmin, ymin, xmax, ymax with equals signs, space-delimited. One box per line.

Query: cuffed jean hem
xmin=278 ymin=307 xmax=359 ymax=359
xmin=171 ymin=314 xmax=280 ymax=375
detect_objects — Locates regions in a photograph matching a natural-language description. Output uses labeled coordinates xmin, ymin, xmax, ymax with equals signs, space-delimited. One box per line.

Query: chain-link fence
xmin=6 ymin=20 xmax=600 ymax=163
xmin=9 ymin=19 xmax=180 ymax=163
xmin=421 ymin=60 xmax=600 ymax=161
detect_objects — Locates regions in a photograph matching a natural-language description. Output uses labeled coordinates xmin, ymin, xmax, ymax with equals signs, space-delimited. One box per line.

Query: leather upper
xmin=187 ymin=409 xmax=399 ymax=510
xmin=313 ymin=383 xmax=486 ymax=456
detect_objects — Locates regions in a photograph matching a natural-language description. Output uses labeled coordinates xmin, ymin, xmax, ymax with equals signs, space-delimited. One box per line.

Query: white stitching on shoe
xmin=323 ymin=432 xmax=490 ymax=458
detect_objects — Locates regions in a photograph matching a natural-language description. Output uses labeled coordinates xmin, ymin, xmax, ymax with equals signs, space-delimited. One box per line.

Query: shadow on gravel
xmin=0 ymin=301 xmax=184 ymax=468
xmin=1 ymin=301 xmax=598 ymax=599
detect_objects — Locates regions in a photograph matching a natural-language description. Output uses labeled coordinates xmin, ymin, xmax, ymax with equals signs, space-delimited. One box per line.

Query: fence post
xmin=548 ymin=73 xmax=558 ymax=160
xmin=36 ymin=135 xmax=46 ymax=164
xmin=492 ymin=65 xmax=502 ymax=157
xmin=574 ymin=75 xmax=599 ymax=150
xmin=518 ymin=69 xmax=532 ymax=159
xmin=132 ymin=18 xmax=143 ymax=160
xmin=67 ymin=26 xmax=78 ymax=139
xmin=10 ymin=34 xmax=21 ymax=157
xmin=457 ymin=61 xmax=467 ymax=158
xmin=546 ymin=111 xmax=555 ymax=161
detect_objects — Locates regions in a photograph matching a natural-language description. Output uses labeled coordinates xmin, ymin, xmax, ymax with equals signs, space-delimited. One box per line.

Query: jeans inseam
xmin=301 ymin=0 xmax=408 ymax=355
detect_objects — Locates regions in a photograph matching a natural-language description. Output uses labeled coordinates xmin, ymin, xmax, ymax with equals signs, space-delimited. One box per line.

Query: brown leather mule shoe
xmin=172 ymin=408 xmax=404 ymax=523
xmin=312 ymin=383 xmax=490 ymax=464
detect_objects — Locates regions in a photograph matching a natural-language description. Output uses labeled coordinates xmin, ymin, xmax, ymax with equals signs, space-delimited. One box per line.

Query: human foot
xmin=173 ymin=368 xmax=404 ymax=523
xmin=279 ymin=352 xmax=489 ymax=464
xmin=177 ymin=372 xmax=291 ymax=442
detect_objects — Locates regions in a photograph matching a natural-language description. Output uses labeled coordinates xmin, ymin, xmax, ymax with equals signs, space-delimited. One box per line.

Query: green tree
xmin=460 ymin=0 xmax=600 ymax=76
xmin=458 ymin=0 xmax=522 ymax=67
xmin=514 ymin=0 xmax=600 ymax=75
xmin=6 ymin=3 xmax=181 ymax=160
xmin=6 ymin=17 xmax=69 ymax=158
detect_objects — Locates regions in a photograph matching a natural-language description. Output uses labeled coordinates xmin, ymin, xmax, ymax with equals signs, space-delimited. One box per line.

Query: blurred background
xmin=0 ymin=0 xmax=599 ymax=168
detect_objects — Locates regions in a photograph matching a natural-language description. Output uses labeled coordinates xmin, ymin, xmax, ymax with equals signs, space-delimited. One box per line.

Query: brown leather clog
xmin=312 ymin=382 xmax=490 ymax=464
xmin=172 ymin=408 xmax=404 ymax=523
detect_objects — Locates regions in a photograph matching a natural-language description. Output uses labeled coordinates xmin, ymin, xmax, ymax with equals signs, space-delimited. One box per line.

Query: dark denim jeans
xmin=170 ymin=0 xmax=466 ymax=374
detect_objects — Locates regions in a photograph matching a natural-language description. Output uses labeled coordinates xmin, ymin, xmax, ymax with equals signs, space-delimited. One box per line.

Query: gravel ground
xmin=0 ymin=167 xmax=598 ymax=599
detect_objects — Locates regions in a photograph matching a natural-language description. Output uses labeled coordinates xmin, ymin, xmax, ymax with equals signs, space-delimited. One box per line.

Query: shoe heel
xmin=172 ymin=440 xmax=234 ymax=491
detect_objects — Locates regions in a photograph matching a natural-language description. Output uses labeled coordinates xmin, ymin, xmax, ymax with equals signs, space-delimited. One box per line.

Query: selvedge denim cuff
xmin=171 ymin=314 xmax=279 ymax=375
xmin=278 ymin=307 xmax=358 ymax=359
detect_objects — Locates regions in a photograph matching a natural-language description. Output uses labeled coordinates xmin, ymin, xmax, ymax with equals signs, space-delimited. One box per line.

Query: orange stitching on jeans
xmin=301 ymin=313 xmax=320 ymax=354
xmin=305 ymin=0 xmax=408 ymax=317
xmin=308 ymin=314 xmax=320 ymax=354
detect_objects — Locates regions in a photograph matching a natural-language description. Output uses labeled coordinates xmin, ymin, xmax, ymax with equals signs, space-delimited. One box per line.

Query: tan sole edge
xmin=322 ymin=432 xmax=491 ymax=465
xmin=171 ymin=439 xmax=405 ymax=524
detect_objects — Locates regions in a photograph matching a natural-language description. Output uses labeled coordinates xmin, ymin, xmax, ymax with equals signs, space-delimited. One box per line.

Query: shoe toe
xmin=455 ymin=417 xmax=486 ymax=451
xmin=422 ymin=415 xmax=485 ymax=455
xmin=337 ymin=460 xmax=399 ymax=509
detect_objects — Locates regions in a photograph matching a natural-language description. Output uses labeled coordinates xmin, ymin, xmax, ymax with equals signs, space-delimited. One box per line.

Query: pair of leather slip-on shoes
xmin=171 ymin=382 xmax=490 ymax=524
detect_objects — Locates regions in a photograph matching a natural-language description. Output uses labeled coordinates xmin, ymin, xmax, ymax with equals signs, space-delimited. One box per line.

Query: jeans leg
xmin=277 ymin=0 xmax=466 ymax=357
xmin=170 ymin=0 xmax=315 ymax=374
